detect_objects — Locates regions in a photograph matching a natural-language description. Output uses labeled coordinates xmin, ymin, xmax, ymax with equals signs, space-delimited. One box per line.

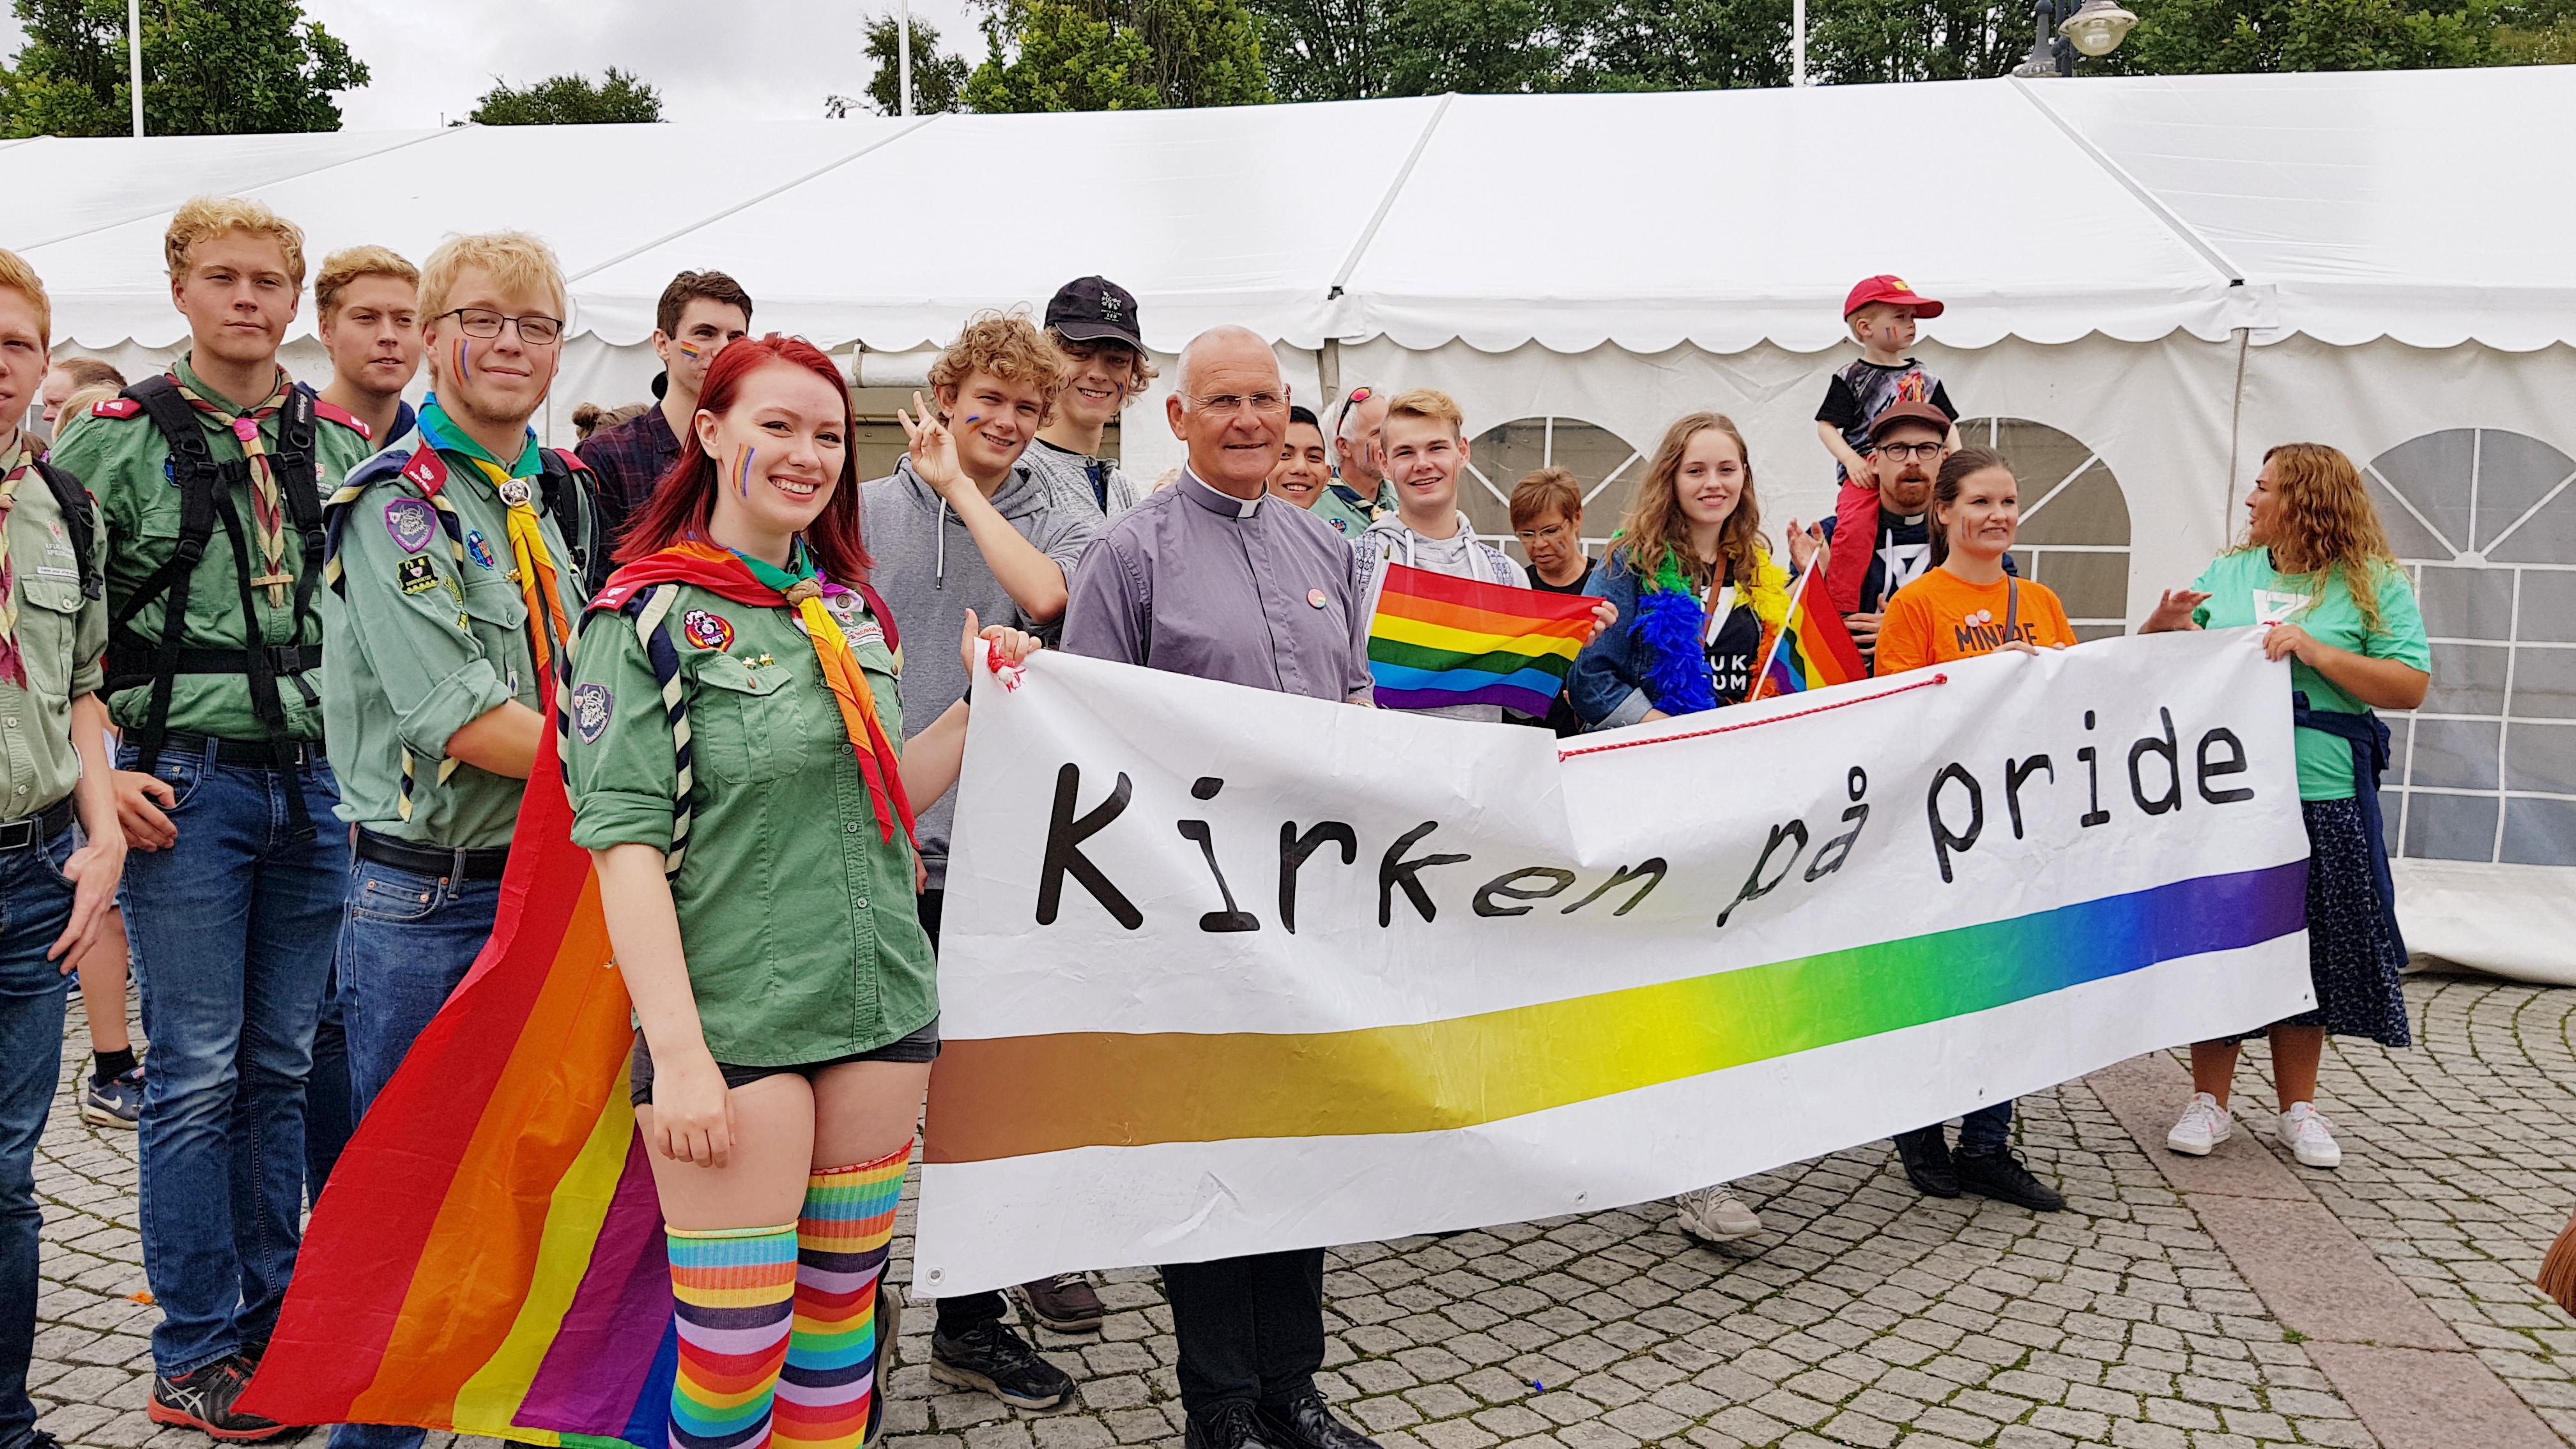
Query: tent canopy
xmin=3 ymin=65 xmax=2565 ymax=356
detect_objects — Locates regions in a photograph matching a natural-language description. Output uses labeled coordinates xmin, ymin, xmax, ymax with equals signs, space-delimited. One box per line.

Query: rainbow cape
xmin=1368 ymin=561 xmax=1597 ymax=715
xmin=1751 ymin=567 xmax=1867 ymax=702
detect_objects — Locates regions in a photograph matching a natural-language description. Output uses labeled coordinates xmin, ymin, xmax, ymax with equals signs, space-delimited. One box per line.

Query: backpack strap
xmin=540 ymin=447 xmax=602 ymax=591
xmin=107 ymin=376 xmax=226 ymax=772
xmin=29 ymin=460 xmax=101 ymax=602
xmin=569 ymin=584 xmax=692 ymax=881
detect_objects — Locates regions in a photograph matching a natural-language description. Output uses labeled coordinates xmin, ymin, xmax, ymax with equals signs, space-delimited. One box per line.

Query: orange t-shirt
xmin=1872 ymin=569 xmax=2076 ymax=677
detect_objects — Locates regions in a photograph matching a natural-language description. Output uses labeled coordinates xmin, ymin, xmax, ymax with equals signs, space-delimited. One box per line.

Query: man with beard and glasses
xmin=1823 ymin=399 xmax=2011 ymax=668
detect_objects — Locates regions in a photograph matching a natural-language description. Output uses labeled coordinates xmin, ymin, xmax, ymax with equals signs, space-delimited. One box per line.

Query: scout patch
xmin=682 ymin=610 xmax=735 ymax=652
xmin=570 ymin=682 xmax=613 ymax=744
xmin=466 ymin=530 xmax=496 ymax=569
xmin=397 ymin=556 xmax=440 ymax=595
xmin=385 ymin=498 xmax=437 ymax=554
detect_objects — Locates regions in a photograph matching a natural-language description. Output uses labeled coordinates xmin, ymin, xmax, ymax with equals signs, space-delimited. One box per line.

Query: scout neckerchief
xmin=415 ymin=400 xmax=573 ymax=677
xmin=169 ymin=365 xmax=295 ymax=606
xmin=594 ymin=540 xmax=917 ymax=846
xmin=0 ymin=433 xmax=38 ymax=690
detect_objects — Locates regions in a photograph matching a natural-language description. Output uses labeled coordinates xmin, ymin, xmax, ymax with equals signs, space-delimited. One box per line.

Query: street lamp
xmin=2011 ymin=0 xmax=2138 ymax=76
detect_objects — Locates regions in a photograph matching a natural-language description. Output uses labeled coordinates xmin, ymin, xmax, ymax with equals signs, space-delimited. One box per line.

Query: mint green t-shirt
xmin=2191 ymin=549 xmax=2430 ymax=801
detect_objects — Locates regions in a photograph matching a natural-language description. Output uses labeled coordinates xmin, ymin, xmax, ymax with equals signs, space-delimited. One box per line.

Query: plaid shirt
xmin=575 ymin=403 xmax=679 ymax=573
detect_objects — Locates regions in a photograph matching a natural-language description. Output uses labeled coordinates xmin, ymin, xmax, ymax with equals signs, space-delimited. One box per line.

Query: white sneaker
xmin=2166 ymin=1092 xmax=2233 ymax=1156
xmin=2279 ymin=1102 xmax=2342 ymax=1169
xmin=1675 ymin=1185 xmax=1763 ymax=1243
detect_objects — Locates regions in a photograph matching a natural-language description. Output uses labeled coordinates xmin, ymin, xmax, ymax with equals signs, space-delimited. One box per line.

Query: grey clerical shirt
xmin=1062 ymin=468 xmax=1374 ymax=704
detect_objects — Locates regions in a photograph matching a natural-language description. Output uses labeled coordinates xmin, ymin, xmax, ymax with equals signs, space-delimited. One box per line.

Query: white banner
xmin=914 ymin=629 xmax=2313 ymax=1296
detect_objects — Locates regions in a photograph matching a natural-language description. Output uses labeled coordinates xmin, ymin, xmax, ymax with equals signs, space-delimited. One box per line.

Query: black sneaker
xmin=928 ymin=1320 xmax=1074 ymax=1409
xmin=1188 ymin=1400 xmax=1288 ymax=1449
xmin=1892 ymin=1126 xmax=1959 ymax=1197
xmin=1955 ymin=1147 xmax=2066 ymax=1212
xmin=149 ymin=1354 xmax=295 ymax=1441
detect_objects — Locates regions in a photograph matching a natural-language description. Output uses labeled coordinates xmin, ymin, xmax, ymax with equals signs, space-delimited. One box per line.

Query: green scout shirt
xmin=2192 ymin=548 xmax=2431 ymax=801
xmin=53 ymin=355 xmax=375 ymax=742
xmin=1311 ymin=477 xmax=1397 ymax=540
xmin=563 ymin=583 xmax=935 ymax=1066
xmin=0 ymin=445 xmax=107 ymax=819
xmin=323 ymin=406 xmax=588 ymax=848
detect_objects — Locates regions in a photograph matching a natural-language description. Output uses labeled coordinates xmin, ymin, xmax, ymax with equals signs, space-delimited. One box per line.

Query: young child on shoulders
xmin=1816 ymin=275 xmax=1962 ymax=501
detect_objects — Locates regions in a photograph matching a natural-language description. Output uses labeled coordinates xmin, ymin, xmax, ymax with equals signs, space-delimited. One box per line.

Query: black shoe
xmin=149 ymin=1355 xmax=295 ymax=1441
xmin=928 ymin=1320 xmax=1074 ymax=1409
xmin=24 ymin=1432 xmax=65 ymax=1449
xmin=1955 ymin=1147 xmax=2066 ymax=1212
xmin=864 ymin=1280 xmax=902 ymax=1445
xmin=1892 ymin=1126 xmax=1959 ymax=1198
xmin=1011 ymin=1271 xmax=1106 ymax=1333
xmin=1188 ymin=1401 xmax=1289 ymax=1449
xmin=1259 ymin=1386 xmax=1381 ymax=1449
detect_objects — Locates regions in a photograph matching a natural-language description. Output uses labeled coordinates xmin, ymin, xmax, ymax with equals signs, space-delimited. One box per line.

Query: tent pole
xmin=1793 ymin=0 xmax=1807 ymax=86
xmin=127 ymin=0 xmax=143 ymax=137
xmin=899 ymin=0 xmax=914 ymax=118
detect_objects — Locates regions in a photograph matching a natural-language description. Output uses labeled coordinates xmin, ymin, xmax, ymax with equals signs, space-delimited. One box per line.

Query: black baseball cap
xmin=1045 ymin=275 xmax=1144 ymax=351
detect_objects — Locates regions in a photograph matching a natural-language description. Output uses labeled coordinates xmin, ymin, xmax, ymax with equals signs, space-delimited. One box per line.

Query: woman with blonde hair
xmin=1565 ymin=411 xmax=1821 ymax=1247
xmin=2143 ymin=442 xmax=2430 ymax=1169
xmin=1567 ymin=412 xmax=1821 ymax=728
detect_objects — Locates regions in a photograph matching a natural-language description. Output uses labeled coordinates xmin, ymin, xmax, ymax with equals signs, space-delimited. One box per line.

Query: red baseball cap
xmin=1844 ymin=275 xmax=1945 ymax=319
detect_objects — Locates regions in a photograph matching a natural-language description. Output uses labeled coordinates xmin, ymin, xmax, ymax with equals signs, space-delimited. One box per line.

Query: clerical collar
xmin=1180 ymin=468 xmax=1264 ymax=519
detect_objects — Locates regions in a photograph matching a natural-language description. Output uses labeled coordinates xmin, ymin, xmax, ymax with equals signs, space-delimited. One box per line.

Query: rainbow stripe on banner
xmin=238 ymin=730 xmax=675 ymax=1448
xmin=1753 ymin=569 xmax=1868 ymax=700
xmin=924 ymin=858 xmax=2309 ymax=1162
xmin=1368 ymin=561 xmax=1597 ymax=714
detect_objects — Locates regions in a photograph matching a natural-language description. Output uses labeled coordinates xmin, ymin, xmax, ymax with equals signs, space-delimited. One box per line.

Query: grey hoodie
xmin=860 ymin=456 xmax=1100 ymax=887
xmin=1352 ymin=508 xmax=1527 ymax=723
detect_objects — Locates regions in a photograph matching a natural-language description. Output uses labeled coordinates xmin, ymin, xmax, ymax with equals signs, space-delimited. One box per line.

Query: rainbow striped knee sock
xmin=775 ymin=1140 xmax=912 ymax=1449
xmin=668 ymin=1223 xmax=801 ymax=1449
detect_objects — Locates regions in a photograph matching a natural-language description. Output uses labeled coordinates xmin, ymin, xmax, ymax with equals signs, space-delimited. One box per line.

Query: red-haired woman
xmin=562 ymin=335 xmax=1039 ymax=1449
xmin=2143 ymin=442 xmax=2428 ymax=1170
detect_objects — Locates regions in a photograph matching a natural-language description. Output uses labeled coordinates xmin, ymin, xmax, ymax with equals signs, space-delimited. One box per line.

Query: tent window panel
xmin=2363 ymin=472 xmax=2454 ymax=560
xmin=2404 ymin=792 xmax=2499 ymax=862
xmin=2416 ymin=567 xmax=2514 ymax=641
xmin=1463 ymin=417 xmax=1643 ymax=558
xmin=2370 ymin=430 xmax=2478 ymax=554
xmin=2469 ymin=430 xmax=2576 ymax=557
xmin=2503 ymin=798 xmax=2576 ymax=868
xmin=2014 ymin=466 xmax=2130 ymax=548
xmin=2423 ymin=641 xmax=2508 ymax=717
xmin=2506 ymin=723 xmax=2576 ymax=795
xmin=2408 ymin=717 xmax=2501 ymax=792
xmin=2520 ymin=571 xmax=2576 ymax=643
xmin=1977 ymin=420 xmax=2096 ymax=508
xmin=2020 ymin=549 xmax=2127 ymax=625
xmin=2513 ymin=645 xmax=2576 ymax=719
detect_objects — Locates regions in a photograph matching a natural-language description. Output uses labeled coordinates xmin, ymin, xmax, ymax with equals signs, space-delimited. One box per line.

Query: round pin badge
xmin=1307 ymin=588 xmax=1328 ymax=608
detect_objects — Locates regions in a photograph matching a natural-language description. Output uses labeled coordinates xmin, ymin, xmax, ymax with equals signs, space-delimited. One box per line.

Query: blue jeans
xmin=327 ymin=853 xmax=500 ymax=1449
xmin=120 ymin=742 xmax=345 ymax=1379
xmin=305 ymin=965 xmax=351 ymax=1211
xmin=1956 ymin=1100 xmax=2015 ymax=1156
xmin=0 ymin=832 xmax=77 ymax=1449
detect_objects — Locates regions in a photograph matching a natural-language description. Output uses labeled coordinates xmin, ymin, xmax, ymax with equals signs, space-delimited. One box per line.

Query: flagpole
xmin=1749 ymin=564 xmax=1818 ymax=703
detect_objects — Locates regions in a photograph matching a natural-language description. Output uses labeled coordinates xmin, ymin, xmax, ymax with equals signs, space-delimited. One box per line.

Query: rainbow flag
xmin=1751 ymin=567 xmax=1867 ymax=702
xmin=237 ymin=727 xmax=675 ymax=1448
xmin=1368 ymin=561 xmax=1597 ymax=715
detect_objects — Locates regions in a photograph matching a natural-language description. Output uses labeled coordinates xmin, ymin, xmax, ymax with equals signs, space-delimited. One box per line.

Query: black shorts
xmin=628 ymin=1019 xmax=942 ymax=1107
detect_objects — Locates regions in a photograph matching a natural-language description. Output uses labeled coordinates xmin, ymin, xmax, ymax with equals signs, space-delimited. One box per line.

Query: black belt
xmin=355 ymin=827 xmax=511 ymax=881
xmin=0 ymin=795 xmax=75 ymax=852
xmin=158 ymin=731 xmax=326 ymax=768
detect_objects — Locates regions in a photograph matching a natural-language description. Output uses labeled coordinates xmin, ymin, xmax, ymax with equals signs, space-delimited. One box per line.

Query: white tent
xmin=5 ymin=66 xmax=2570 ymax=965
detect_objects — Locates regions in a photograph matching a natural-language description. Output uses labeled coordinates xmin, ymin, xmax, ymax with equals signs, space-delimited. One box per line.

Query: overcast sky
xmin=2 ymin=0 xmax=987 ymax=130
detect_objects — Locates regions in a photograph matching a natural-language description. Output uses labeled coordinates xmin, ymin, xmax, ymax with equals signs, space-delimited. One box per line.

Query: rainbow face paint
xmin=455 ymin=338 xmax=471 ymax=381
xmin=736 ymin=446 xmax=756 ymax=497
xmin=677 ymin=341 xmax=702 ymax=362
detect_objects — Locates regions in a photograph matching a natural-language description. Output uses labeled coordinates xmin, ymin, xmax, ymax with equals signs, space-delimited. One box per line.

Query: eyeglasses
xmin=1874 ymin=440 xmax=1944 ymax=463
xmin=1190 ymin=392 xmax=1287 ymax=416
xmin=443 ymin=308 xmax=564 ymax=346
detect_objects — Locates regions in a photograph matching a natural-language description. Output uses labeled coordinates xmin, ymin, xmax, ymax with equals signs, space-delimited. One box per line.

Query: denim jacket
xmin=1567 ymin=546 xmax=1790 ymax=731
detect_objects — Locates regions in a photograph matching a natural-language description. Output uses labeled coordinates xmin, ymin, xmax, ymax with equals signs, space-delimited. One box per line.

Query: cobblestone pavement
xmin=29 ymin=975 xmax=2576 ymax=1449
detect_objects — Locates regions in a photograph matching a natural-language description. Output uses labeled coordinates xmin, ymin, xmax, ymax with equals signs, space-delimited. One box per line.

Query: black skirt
xmin=2234 ymin=797 xmax=2412 ymax=1048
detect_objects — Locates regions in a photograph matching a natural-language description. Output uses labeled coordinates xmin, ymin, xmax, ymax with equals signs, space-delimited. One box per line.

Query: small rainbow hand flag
xmin=1752 ymin=568 xmax=1867 ymax=701
xmin=1368 ymin=561 xmax=1597 ymax=716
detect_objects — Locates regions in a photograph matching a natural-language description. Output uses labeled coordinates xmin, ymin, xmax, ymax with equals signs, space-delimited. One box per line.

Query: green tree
xmin=1810 ymin=0 xmax=2021 ymax=80
xmin=967 ymin=0 xmax=1271 ymax=112
xmin=0 ymin=0 xmax=367 ymax=137
xmin=864 ymin=13 xmax=972 ymax=113
xmin=467 ymin=68 xmax=662 ymax=125
xmin=2114 ymin=0 xmax=2495 ymax=70
xmin=1573 ymin=0 xmax=1794 ymax=89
